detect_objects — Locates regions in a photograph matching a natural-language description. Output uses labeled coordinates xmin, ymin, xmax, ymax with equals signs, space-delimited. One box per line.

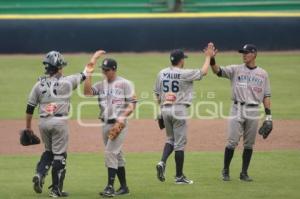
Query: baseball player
xmin=25 ymin=51 xmax=88 ymax=197
xmin=210 ymin=44 xmax=272 ymax=181
xmin=154 ymin=43 xmax=215 ymax=184
xmin=83 ymin=50 xmax=137 ymax=197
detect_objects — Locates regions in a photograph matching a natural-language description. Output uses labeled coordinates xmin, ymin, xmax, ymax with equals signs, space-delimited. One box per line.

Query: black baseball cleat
xmin=175 ymin=175 xmax=194 ymax=185
xmin=222 ymin=169 xmax=230 ymax=181
xmin=32 ymin=174 xmax=44 ymax=194
xmin=115 ymin=186 xmax=129 ymax=195
xmin=60 ymin=191 xmax=69 ymax=197
xmin=49 ymin=185 xmax=69 ymax=197
xmin=99 ymin=185 xmax=115 ymax=197
xmin=240 ymin=172 xmax=253 ymax=182
xmin=49 ymin=190 xmax=69 ymax=198
xmin=156 ymin=162 xmax=166 ymax=182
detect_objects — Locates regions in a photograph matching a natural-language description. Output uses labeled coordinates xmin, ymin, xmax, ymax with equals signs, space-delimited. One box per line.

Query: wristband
xmin=265 ymin=108 xmax=271 ymax=115
xmin=210 ymin=57 xmax=216 ymax=66
xmin=26 ymin=104 xmax=35 ymax=114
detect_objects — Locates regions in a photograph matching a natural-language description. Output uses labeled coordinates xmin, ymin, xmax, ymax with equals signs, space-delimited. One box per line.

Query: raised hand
xmin=85 ymin=62 xmax=96 ymax=74
xmin=85 ymin=50 xmax=106 ymax=74
xmin=90 ymin=50 xmax=106 ymax=64
xmin=204 ymin=42 xmax=216 ymax=57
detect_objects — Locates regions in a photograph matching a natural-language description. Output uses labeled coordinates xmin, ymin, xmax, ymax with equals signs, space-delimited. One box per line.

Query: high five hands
xmin=85 ymin=50 xmax=106 ymax=74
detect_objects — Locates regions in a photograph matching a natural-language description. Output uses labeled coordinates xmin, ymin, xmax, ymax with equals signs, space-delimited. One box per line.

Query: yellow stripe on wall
xmin=0 ymin=12 xmax=300 ymax=20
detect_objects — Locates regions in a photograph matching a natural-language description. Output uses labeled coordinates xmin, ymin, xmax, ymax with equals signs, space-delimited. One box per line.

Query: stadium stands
xmin=0 ymin=1 xmax=299 ymax=53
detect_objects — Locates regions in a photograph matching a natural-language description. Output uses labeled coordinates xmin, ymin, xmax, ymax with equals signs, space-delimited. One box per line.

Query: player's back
xmin=155 ymin=66 xmax=202 ymax=106
xmin=28 ymin=74 xmax=82 ymax=117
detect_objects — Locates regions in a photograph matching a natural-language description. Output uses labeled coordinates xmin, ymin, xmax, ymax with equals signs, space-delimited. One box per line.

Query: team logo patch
xmin=112 ymin=99 xmax=123 ymax=105
xmin=163 ymin=92 xmax=177 ymax=105
xmin=253 ymin=87 xmax=262 ymax=93
xmin=45 ymin=103 xmax=57 ymax=115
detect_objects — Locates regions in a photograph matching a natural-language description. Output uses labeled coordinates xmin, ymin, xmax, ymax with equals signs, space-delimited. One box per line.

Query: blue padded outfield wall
xmin=0 ymin=17 xmax=300 ymax=53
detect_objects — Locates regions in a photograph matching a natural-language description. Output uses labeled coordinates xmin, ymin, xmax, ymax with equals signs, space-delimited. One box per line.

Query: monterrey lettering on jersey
xmin=220 ymin=64 xmax=271 ymax=104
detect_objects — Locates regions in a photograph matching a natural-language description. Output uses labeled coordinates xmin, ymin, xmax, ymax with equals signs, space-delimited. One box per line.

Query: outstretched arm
xmin=210 ymin=61 xmax=221 ymax=75
xmin=209 ymin=47 xmax=222 ymax=76
xmin=83 ymin=50 xmax=106 ymax=96
xmin=201 ymin=42 xmax=216 ymax=76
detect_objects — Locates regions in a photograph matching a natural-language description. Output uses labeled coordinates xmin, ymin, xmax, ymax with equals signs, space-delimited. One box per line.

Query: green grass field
xmin=0 ymin=51 xmax=299 ymax=119
xmin=0 ymin=151 xmax=299 ymax=199
xmin=0 ymin=52 xmax=299 ymax=199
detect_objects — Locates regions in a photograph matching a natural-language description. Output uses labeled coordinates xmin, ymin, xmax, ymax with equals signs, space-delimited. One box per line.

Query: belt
xmin=101 ymin=118 xmax=116 ymax=124
xmin=162 ymin=104 xmax=173 ymax=107
xmin=234 ymin=101 xmax=259 ymax=107
xmin=162 ymin=104 xmax=189 ymax=107
xmin=40 ymin=114 xmax=64 ymax=118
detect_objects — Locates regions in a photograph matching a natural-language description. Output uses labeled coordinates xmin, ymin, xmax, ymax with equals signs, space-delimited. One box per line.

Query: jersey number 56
xmin=162 ymin=80 xmax=179 ymax=93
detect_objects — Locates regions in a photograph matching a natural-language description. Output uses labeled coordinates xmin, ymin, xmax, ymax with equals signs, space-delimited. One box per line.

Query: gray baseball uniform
xmin=28 ymin=73 xmax=85 ymax=154
xmin=154 ymin=66 xmax=203 ymax=151
xmin=91 ymin=76 xmax=136 ymax=169
xmin=218 ymin=64 xmax=271 ymax=149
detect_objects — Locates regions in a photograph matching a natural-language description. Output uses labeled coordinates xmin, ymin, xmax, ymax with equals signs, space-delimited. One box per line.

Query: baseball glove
xmin=20 ymin=129 xmax=41 ymax=146
xmin=258 ymin=120 xmax=273 ymax=139
xmin=108 ymin=122 xmax=125 ymax=140
xmin=157 ymin=114 xmax=165 ymax=130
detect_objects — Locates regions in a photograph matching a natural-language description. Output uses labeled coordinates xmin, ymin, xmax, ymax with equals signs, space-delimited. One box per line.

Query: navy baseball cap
xmin=170 ymin=49 xmax=188 ymax=64
xmin=101 ymin=58 xmax=117 ymax=70
xmin=238 ymin=44 xmax=257 ymax=53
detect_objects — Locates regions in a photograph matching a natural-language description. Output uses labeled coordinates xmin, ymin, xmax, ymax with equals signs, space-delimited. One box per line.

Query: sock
xmin=223 ymin=147 xmax=235 ymax=171
xmin=242 ymin=148 xmax=253 ymax=174
xmin=117 ymin=167 xmax=127 ymax=188
xmin=161 ymin=143 xmax=174 ymax=163
xmin=175 ymin=150 xmax=184 ymax=177
xmin=108 ymin=167 xmax=117 ymax=187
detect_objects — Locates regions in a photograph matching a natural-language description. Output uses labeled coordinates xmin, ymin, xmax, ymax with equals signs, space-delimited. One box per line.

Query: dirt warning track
xmin=1 ymin=119 xmax=299 ymax=155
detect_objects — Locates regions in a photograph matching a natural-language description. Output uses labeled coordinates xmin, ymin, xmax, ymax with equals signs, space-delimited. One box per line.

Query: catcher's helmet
xmin=43 ymin=51 xmax=67 ymax=68
xmin=43 ymin=51 xmax=67 ymax=75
